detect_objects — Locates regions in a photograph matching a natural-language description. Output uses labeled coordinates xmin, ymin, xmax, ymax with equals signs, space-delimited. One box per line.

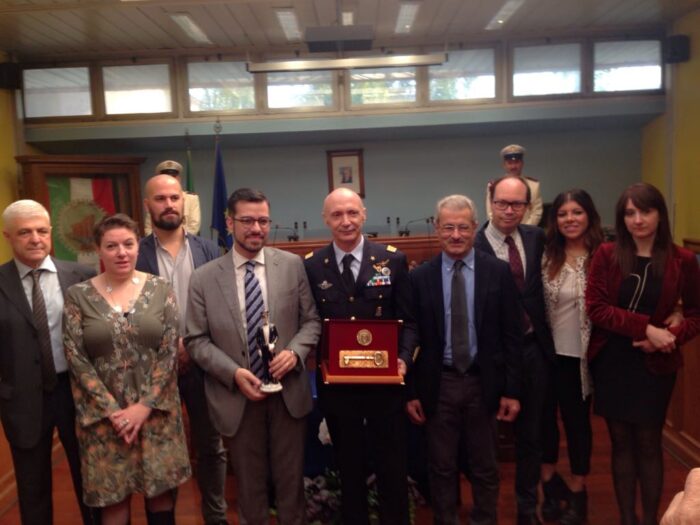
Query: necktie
xmin=31 ymin=269 xmax=58 ymax=391
xmin=244 ymin=261 xmax=264 ymax=379
xmin=504 ymin=235 xmax=532 ymax=332
xmin=341 ymin=254 xmax=355 ymax=294
xmin=451 ymin=260 xmax=471 ymax=374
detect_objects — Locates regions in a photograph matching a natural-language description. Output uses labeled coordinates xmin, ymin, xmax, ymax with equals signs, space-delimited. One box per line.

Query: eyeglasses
xmin=439 ymin=224 xmax=474 ymax=235
xmin=232 ymin=217 xmax=272 ymax=228
xmin=492 ymin=200 xmax=528 ymax=211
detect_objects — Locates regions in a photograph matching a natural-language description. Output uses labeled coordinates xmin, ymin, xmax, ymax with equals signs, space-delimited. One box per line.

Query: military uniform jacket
xmin=304 ymin=239 xmax=416 ymax=416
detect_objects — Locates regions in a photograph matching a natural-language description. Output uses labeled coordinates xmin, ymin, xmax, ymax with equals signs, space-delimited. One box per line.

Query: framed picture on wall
xmin=327 ymin=149 xmax=365 ymax=197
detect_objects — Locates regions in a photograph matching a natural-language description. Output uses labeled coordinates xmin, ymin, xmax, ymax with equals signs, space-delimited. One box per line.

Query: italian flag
xmin=46 ymin=177 xmax=117 ymax=266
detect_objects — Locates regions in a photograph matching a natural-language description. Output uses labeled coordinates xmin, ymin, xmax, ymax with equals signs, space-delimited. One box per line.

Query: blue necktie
xmin=244 ymin=261 xmax=264 ymax=379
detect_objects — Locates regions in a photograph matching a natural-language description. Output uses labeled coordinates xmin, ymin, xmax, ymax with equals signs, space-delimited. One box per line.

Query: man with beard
xmin=144 ymin=160 xmax=201 ymax=235
xmin=136 ymin=174 xmax=229 ymax=525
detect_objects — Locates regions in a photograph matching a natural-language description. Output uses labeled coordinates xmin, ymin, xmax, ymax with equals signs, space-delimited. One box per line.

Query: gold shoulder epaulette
xmin=524 ymin=176 xmax=539 ymax=182
xmin=304 ymin=251 xmax=314 ymax=259
xmin=386 ymin=245 xmax=397 ymax=253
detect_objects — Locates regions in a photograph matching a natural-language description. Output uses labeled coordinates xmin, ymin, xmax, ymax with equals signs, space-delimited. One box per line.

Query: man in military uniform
xmin=485 ymin=144 xmax=543 ymax=226
xmin=304 ymin=188 xmax=416 ymax=525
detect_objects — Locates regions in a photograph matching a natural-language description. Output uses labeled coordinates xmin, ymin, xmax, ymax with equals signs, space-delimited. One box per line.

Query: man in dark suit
xmin=186 ymin=188 xmax=320 ymax=525
xmin=304 ymin=188 xmax=417 ymax=525
xmin=0 ymin=199 xmax=97 ymax=525
xmin=474 ymin=176 xmax=555 ymax=525
xmin=135 ymin=174 xmax=229 ymax=525
xmin=406 ymin=194 xmax=522 ymax=525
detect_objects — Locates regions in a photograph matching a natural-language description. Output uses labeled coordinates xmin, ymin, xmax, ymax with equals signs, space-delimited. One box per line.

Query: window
xmin=103 ymin=64 xmax=172 ymax=115
xmin=188 ymin=61 xmax=255 ymax=112
xmin=267 ymin=71 xmax=334 ymax=109
xmin=23 ymin=67 xmax=92 ymax=118
xmin=513 ymin=43 xmax=581 ymax=96
xmin=594 ymin=40 xmax=662 ymax=92
xmin=429 ymin=49 xmax=496 ymax=101
xmin=350 ymin=67 xmax=416 ymax=105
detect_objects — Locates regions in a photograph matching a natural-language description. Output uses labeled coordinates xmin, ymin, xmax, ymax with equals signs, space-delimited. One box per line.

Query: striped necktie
xmin=244 ymin=261 xmax=264 ymax=379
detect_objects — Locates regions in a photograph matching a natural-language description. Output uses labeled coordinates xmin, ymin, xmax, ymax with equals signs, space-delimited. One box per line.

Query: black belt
xmin=442 ymin=363 xmax=480 ymax=376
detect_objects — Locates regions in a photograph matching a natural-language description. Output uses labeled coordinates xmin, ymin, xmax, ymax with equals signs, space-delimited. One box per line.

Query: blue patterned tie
xmin=245 ymin=261 xmax=264 ymax=379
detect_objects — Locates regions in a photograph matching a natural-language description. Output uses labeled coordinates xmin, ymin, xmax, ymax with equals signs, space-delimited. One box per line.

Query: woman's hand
xmin=645 ymin=325 xmax=676 ymax=353
xmin=110 ymin=403 xmax=153 ymax=445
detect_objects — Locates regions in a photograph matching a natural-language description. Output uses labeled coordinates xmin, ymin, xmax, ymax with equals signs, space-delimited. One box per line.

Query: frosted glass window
xmin=594 ymin=41 xmax=662 ymax=92
xmin=188 ymin=61 xmax=255 ymax=111
xmin=23 ymin=67 xmax=92 ymax=118
xmin=103 ymin=64 xmax=172 ymax=115
xmin=513 ymin=43 xmax=581 ymax=96
xmin=350 ymin=67 xmax=416 ymax=105
xmin=429 ymin=49 xmax=496 ymax=101
xmin=267 ymin=71 xmax=334 ymax=109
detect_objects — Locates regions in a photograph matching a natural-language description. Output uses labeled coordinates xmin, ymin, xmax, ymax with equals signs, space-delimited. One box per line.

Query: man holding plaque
xmin=304 ymin=187 xmax=417 ymax=525
xmin=186 ymin=188 xmax=321 ymax=525
xmin=406 ymin=194 xmax=522 ymax=525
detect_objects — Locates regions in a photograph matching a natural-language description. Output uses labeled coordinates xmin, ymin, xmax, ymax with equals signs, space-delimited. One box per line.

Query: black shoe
xmin=560 ymin=489 xmax=587 ymax=525
xmin=145 ymin=510 xmax=175 ymax=525
xmin=542 ymin=472 xmax=571 ymax=521
xmin=517 ymin=514 xmax=543 ymax=525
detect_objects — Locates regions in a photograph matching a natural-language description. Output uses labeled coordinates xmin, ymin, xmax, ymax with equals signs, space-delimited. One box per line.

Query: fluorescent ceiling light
xmin=247 ymin=53 xmax=447 ymax=73
xmin=276 ymin=9 xmax=302 ymax=41
xmin=485 ymin=0 xmax=526 ymax=30
xmin=395 ymin=3 xmax=420 ymax=34
xmin=170 ymin=13 xmax=212 ymax=44
xmin=342 ymin=11 xmax=354 ymax=26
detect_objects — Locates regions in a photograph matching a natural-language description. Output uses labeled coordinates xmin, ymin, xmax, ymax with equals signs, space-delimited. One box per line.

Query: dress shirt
xmin=16 ymin=257 xmax=68 ymax=373
xmin=484 ymin=221 xmax=528 ymax=277
xmin=154 ymin=229 xmax=195 ymax=336
xmin=441 ymin=250 xmax=477 ymax=366
xmin=233 ymin=249 xmax=268 ymax=330
xmin=332 ymin=236 xmax=365 ymax=281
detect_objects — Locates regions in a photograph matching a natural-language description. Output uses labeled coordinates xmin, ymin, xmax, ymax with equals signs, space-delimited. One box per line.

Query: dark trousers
xmin=426 ymin=371 xmax=499 ymax=525
xmin=9 ymin=373 xmax=98 ymax=525
xmin=514 ymin=339 xmax=550 ymax=516
xmin=178 ymin=365 xmax=228 ymax=524
xmin=326 ymin=409 xmax=409 ymax=525
xmin=542 ymin=355 xmax=592 ymax=476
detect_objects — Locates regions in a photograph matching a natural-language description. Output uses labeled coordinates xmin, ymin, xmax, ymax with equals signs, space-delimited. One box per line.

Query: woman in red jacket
xmin=586 ymin=182 xmax=700 ymax=525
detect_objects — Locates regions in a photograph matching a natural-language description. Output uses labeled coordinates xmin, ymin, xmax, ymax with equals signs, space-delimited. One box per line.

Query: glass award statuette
xmin=256 ymin=311 xmax=283 ymax=393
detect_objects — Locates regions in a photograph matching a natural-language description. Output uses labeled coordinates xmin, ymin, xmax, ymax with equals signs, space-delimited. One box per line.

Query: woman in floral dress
xmin=63 ymin=213 xmax=190 ymax=525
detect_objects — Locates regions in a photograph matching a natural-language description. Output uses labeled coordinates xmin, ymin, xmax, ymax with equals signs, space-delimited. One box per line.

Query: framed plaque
xmin=320 ymin=318 xmax=403 ymax=385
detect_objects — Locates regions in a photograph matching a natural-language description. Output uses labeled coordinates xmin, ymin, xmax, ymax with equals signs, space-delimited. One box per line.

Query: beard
xmin=152 ymin=210 xmax=183 ymax=231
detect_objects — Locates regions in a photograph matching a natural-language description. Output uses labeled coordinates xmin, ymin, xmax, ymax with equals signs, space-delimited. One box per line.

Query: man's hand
xmin=177 ymin=338 xmax=192 ymax=375
xmin=661 ymin=468 xmax=700 ymax=525
xmin=496 ymin=397 xmax=520 ymax=422
xmin=234 ymin=368 xmax=267 ymax=401
xmin=405 ymin=399 xmax=426 ymax=425
xmin=269 ymin=349 xmax=298 ymax=381
xmin=398 ymin=358 xmax=407 ymax=378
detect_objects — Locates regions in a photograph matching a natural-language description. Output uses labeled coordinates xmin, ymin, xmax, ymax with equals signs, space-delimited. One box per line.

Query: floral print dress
xmin=63 ymin=274 xmax=191 ymax=507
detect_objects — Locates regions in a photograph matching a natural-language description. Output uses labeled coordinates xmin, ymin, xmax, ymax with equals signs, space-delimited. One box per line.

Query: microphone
xmin=272 ymin=224 xmax=299 ymax=243
xmin=399 ymin=217 xmax=433 ymax=237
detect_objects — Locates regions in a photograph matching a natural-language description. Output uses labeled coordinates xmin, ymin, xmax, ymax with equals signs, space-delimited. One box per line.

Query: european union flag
xmin=211 ymin=140 xmax=232 ymax=250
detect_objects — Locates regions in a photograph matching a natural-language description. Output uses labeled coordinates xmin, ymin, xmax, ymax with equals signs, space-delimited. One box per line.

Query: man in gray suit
xmin=185 ymin=188 xmax=320 ymax=525
xmin=0 ymin=199 xmax=97 ymax=525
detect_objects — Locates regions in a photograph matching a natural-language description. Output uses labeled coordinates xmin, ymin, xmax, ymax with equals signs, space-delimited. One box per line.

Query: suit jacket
xmin=304 ymin=239 xmax=417 ymax=416
xmin=136 ymin=231 xmax=219 ymax=275
xmin=474 ymin=223 xmax=555 ymax=360
xmin=408 ymin=250 xmax=523 ymax=416
xmin=185 ymin=247 xmax=321 ymax=437
xmin=0 ymin=258 xmax=95 ymax=448
xmin=586 ymin=242 xmax=700 ymax=373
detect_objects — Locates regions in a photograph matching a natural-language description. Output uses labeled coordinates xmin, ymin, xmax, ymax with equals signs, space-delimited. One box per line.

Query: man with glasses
xmin=406 ymin=194 xmax=522 ymax=525
xmin=304 ymin=188 xmax=417 ymax=525
xmin=485 ymin=145 xmax=543 ymax=226
xmin=185 ymin=187 xmax=320 ymax=525
xmin=136 ymin=174 xmax=229 ymax=525
xmin=475 ymin=176 xmax=555 ymax=525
